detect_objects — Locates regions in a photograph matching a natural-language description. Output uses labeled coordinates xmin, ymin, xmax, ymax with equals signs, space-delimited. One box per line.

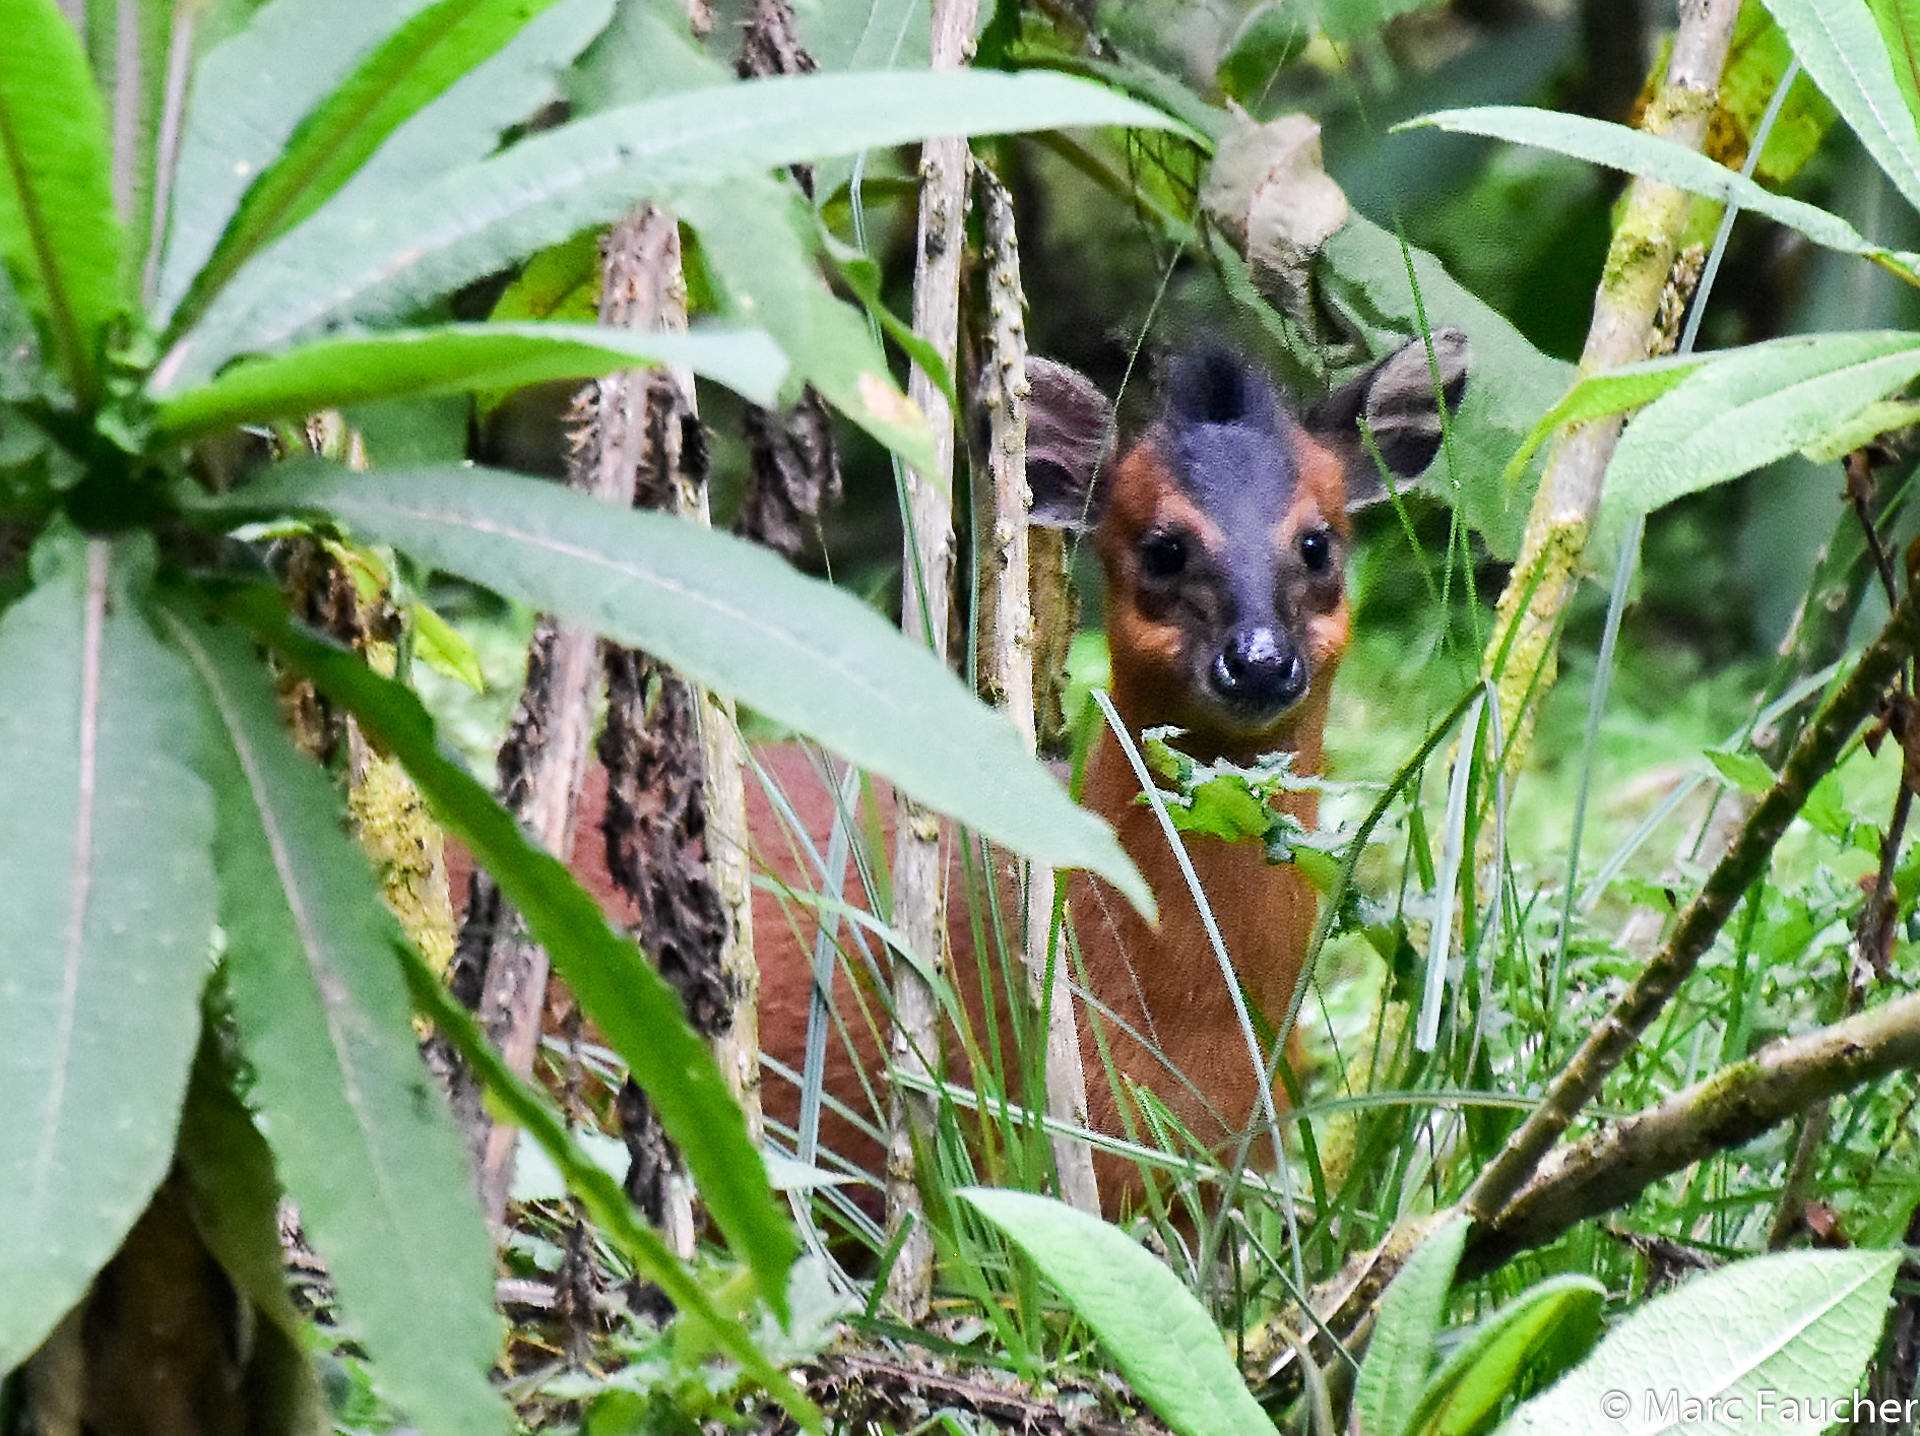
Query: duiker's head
xmin=1028 ymin=331 xmax=1468 ymax=749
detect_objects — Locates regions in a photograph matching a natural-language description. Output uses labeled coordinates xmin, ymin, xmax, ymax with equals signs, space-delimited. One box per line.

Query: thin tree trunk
xmin=971 ymin=164 xmax=1099 ymax=1215
xmin=1481 ymin=0 xmax=1741 ymax=774
xmin=887 ymin=0 xmax=978 ymax=1317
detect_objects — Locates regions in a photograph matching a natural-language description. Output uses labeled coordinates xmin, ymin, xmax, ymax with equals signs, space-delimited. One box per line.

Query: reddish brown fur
xmin=446 ymin=340 xmax=1461 ymax=1221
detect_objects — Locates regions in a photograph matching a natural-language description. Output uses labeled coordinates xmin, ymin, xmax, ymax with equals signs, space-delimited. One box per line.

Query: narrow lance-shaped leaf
xmin=1404 ymin=1274 xmax=1604 ymax=1436
xmin=153 ymin=0 xmax=440 ymax=327
xmin=1760 ymin=0 xmax=1920 ymax=216
xmin=323 ymin=0 xmax=612 ymax=220
xmin=1869 ymin=0 xmax=1920 ymax=131
xmin=156 ymin=68 xmax=1193 ymax=388
xmin=959 ymin=1189 xmax=1276 ymax=1436
xmin=1353 ymin=1216 xmax=1470 ymax=1436
xmin=172 ymin=0 xmax=606 ymax=335
xmin=0 ymin=0 xmax=127 ymax=407
xmin=197 ymin=464 xmax=1150 ymax=913
xmin=1595 ymin=330 xmax=1920 ymax=553
xmin=154 ymin=601 xmax=509 ymax=1436
xmin=151 ymin=321 xmax=788 ymax=435
xmin=0 ymin=529 xmax=216 ymax=1370
xmin=213 ymin=585 xmax=800 ymax=1318
xmin=1402 ymin=106 xmax=1919 ymax=274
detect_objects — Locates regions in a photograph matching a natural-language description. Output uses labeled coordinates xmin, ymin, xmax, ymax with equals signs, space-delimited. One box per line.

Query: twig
xmin=1462 ymin=990 xmax=1920 ymax=1276
xmin=972 ymin=164 xmax=1101 ymax=1216
xmin=886 ymin=0 xmax=979 ymax=1317
xmin=1464 ymin=588 xmax=1920 ymax=1223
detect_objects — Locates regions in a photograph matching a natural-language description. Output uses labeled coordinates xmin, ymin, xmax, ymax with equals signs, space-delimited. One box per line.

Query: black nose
xmin=1212 ymin=625 xmax=1307 ymax=710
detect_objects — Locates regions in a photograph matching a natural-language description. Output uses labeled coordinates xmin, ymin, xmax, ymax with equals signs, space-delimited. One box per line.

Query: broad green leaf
xmin=83 ymin=0 xmax=174 ymax=295
xmin=1500 ymin=354 xmax=1715 ymax=487
xmin=177 ymin=0 xmax=610 ymax=332
xmin=329 ymin=0 xmax=611 ymax=216
xmin=149 ymin=320 xmax=787 ymax=428
xmin=214 ymin=586 xmax=801 ymax=1318
xmin=677 ymin=177 xmax=937 ymax=476
xmin=1406 ymin=1275 xmax=1603 ymax=1436
xmin=568 ymin=0 xmax=718 ymax=115
xmin=1596 ymin=331 xmax=1920 ymax=552
xmin=174 ymin=1037 xmax=329 ymax=1436
xmin=1354 ymin=1216 xmax=1469 ymax=1436
xmin=1761 ymin=0 xmax=1920 ymax=216
xmin=1321 ymin=0 xmax=1444 ymax=42
xmin=154 ymin=0 xmax=440 ymax=327
xmin=1706 ymin=747 xmax=1776 ymax=797
xmin=959 ymin=1189 xmax=1276 ymax=1436
xmin=157 ymin=68 xmax=1191 ymax=388
xmin=0 ymin=0 xmax=127 ymax=407
xmin=1496 ymin=1249 xmax=1900 ymax=1436
xmin=410 ymin=600 xmax=484 ymax=688
xmin=203 ymin=464 xmax=1149 ymax=911
xmin=394 ymin=942 xmax=824 ymax=1434
xmin=1403 ymin=107 xmax=1917 ymax=274
xmin=1800 ymin=395 xmax=1920 ymax=462
xmin=1722 ymin=5 xmax=1838 ymax=185
xmin=1317 ymin=216 xmax=1572 ymax=560
xmin=1870 ymin=0 xmax=1920 ymax=131
xmin=0 ymin=530 xmax=216 ymax=1369
xmin=156 ymin=603 xmax=508 ymax=1436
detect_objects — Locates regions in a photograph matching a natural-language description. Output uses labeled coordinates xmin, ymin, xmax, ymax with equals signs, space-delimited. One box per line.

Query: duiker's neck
xmin=1079 ymin=680 xmax=1326 ymax=1016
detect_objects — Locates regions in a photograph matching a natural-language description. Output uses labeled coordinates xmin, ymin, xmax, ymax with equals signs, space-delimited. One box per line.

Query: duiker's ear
xmin=1308 ymin=327 xmax=1470 ymax=509
xmin=1026 ymin=358 xmax=1116 ymax=531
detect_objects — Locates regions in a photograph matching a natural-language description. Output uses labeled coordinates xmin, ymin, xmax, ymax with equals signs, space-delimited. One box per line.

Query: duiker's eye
xmin=1299 ymin=527 xmax=1333 ymax=573
xmin=1138 ymin=529 xmax=1190 ymax=578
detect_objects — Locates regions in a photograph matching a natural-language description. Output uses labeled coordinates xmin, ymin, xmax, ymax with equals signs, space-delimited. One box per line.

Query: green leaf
xmin=0 ymin=0 xmax=126 ymax=407
xmin=958 ymin=1189 xmax=1276 ymax=1436
xmin=1321 ymin=0 xmax=1444 ymax=42
xmin=1403 ymin=106 xmax=1916 ymax=273
xmin=154 ymin=0 xmax=440 ymax=327
xmin=84 ymin=0 xmax=175 ymax=297
xmin=1723 ymin=5 xmax=1838 ymax=185
xmin=201 ymin=464 xmax=1150 ymax=912
xmin=155 ymin=602 xmax=509 ymax=1436
xmin=157 ymin=68 xmax=1191 ymax=387
xmin=1761 ymin=0 xmax=1920 ymax=215
xmin=149 ymin=320 xmax=788 ymax=429
xmin=410 ymin=600 xmax=484 ymax=688
xmin=1869 ymin=0 xmax=1920 ymax=132
xmin=1596 ymin=331 xmax=1920 ymax=553
xmin=175 ymin=1036 xmax=330 ymax=1435
xmin=1500 ymin=353 xmax=1715 ymax=487
xmin=176 ymin=0 xmax=612 ymax=333
xmin=0 ymin=530 xmax=216 ymax=1369
xmin=214 ymin=585 xmax=802 ymax=1319
xmin=1799 ymin=395 xmax=1920 ymax=462
xmin=677 ymin=176 xmax=937 ymax=476
xmin=1495 ymin=1249 xmax=1900 ymax=1436
xmin=1706 ymin=746 xmax=1777 ymax=797
xmin=393 ymin=942 xmax=824 ymax=1435
xmin=1405 ymin=1275 xmax=1603 ymax=1436
xmin=1354 ymin=1216 xmax=1469 ymax=1436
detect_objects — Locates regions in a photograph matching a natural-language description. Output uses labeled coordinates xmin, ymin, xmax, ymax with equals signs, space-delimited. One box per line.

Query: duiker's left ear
xmin=1307 ymin=327 xmax=1470 ymax=509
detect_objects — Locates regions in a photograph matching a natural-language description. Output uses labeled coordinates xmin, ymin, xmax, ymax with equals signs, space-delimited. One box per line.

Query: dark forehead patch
xmin=1154 ymin=348 xmax=1302 ymax=533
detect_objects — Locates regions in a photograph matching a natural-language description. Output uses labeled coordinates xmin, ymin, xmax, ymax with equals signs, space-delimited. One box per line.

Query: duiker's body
xmin=464 ymin=330 xmax=1468 ymax=1218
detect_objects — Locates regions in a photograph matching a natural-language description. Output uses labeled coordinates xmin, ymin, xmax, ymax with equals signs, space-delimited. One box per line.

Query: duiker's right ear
xmin=1025 ymin=358 xmax=1116 ymax=531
